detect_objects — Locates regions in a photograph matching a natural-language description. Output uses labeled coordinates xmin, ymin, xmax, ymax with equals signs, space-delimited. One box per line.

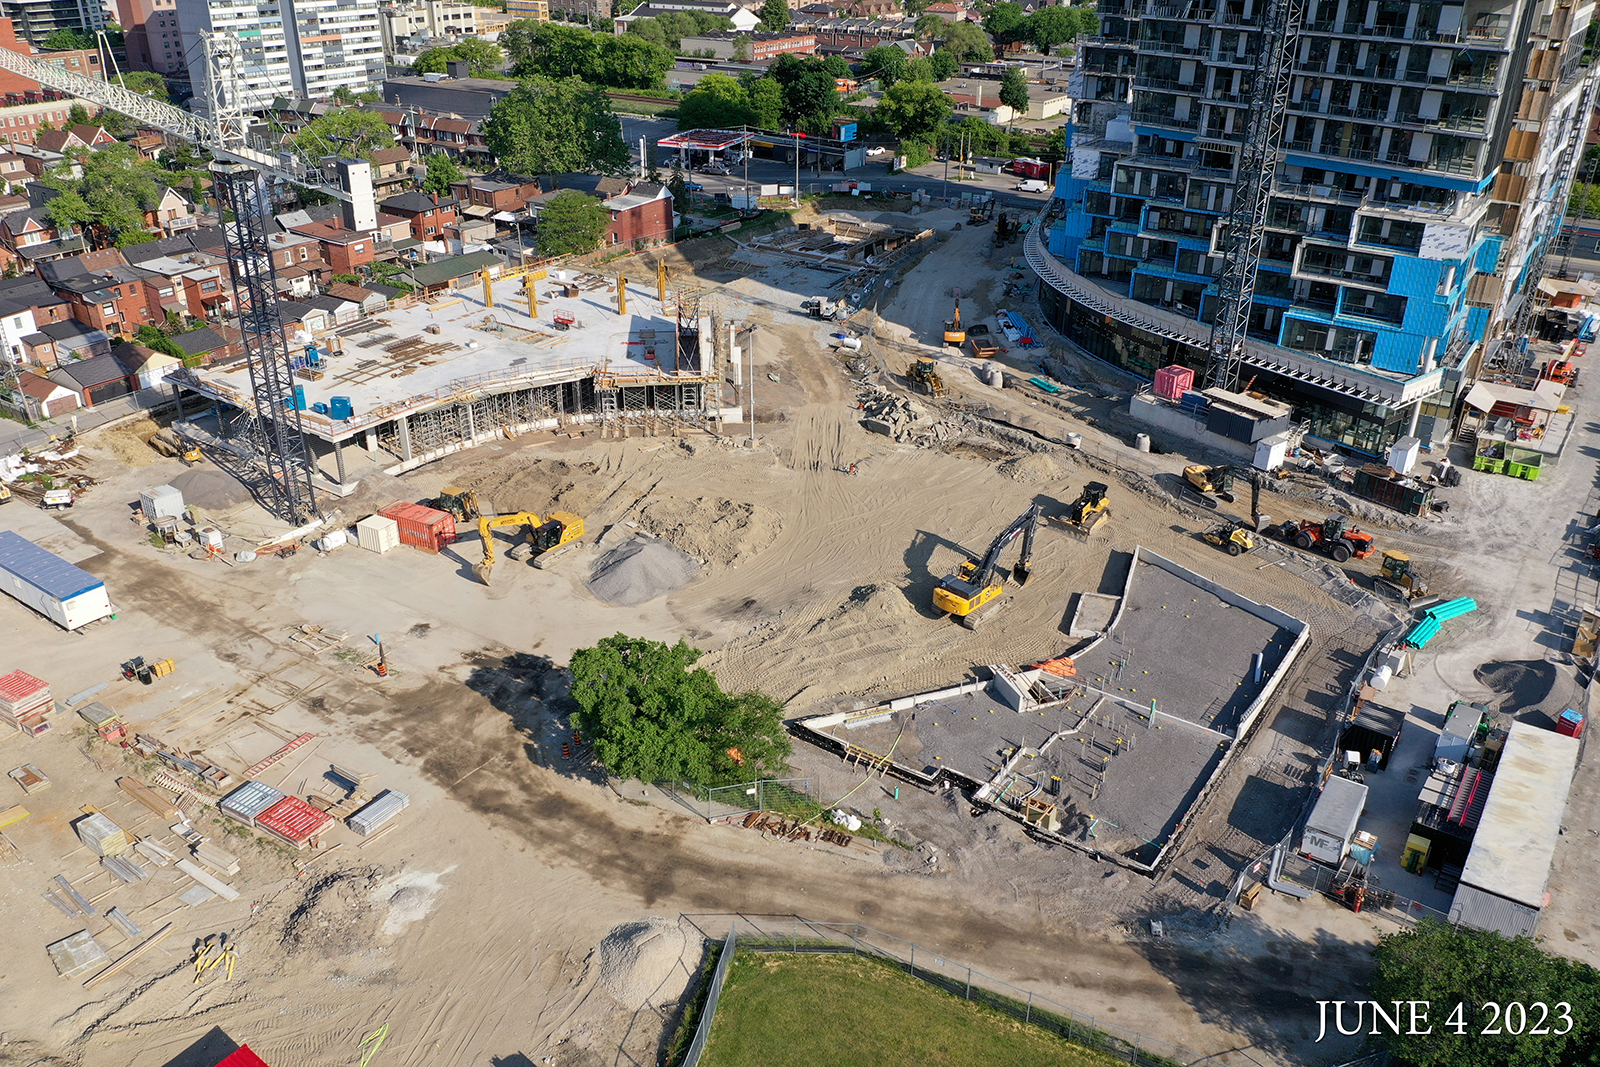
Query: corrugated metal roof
xmin=1450 ymin=883 xmax=1540 ymax=938
xmin=219 ymin=780 xmax=285 ymax=823
xmin=0 ymin=668 xmax=48 ymax=704
xmin=0 ymin=531 xmax=105 ymax=601
xmin=255 ymin=795 xmax=332 ymax=843
xmin=1307 ymin=774 xmax=1367 ymax=836
xmin=1459 ymin=723 xmax=1581 ymax=908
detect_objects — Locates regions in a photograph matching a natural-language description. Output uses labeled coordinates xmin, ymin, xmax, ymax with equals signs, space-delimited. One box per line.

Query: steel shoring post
xmin=214 ymin=161 xmax=318 ymax=524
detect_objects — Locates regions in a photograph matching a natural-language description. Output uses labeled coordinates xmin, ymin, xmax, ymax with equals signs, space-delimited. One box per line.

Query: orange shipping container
xmin=378 ymin=501 xmax=457 ymax=552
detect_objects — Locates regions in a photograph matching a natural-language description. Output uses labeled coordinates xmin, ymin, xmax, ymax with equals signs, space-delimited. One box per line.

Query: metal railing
xmin=684 ymin=920 xmax=1201 ymax=1067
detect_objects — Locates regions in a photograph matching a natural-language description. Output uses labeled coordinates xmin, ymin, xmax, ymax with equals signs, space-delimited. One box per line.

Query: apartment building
xmin=116 ymin=0 xmax=188 ymax=76
xmin=1042 ymin=0 xmax=1595 ymax=455
xmin=0 ymin=0 xmax=104 ymax=47
xmin=177 ymin=0 xmax=383 ymax=114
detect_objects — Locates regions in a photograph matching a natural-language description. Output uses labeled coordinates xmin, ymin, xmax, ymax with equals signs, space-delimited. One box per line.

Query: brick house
xmin=601 ymin=183 xmax=674 ymax=250
xmin=20 ymin=318 xmax=111 ymax=368
xmin=0 ymin=208 xmax=85 ymax=271
xmin=49 ymin=352 xmax=135 ymax=408
xmin=35 ymin=125 xmax=117 ymax=154
xmin=451 ymin=172 xmax=541 ymax=214
xmin=42 ymin=252 xmax=167 ymax=338
xmin=679 ymin=32 xmax=816 ymax=61
xmin=379 ymin=190 xmax=459 ymax=242
xmin=288 ymin=218 xmax=385 ymax=274
xmin=178 ymin=267 xmax=231 ymax=318
xmin=169 ymin=324 xmax=241 ymax=366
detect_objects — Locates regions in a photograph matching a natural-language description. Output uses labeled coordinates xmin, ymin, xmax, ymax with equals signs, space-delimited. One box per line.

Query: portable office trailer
xmin=1301 ymin=775 xmax=1368 ymax=865
xmin=0 ymin=531 xmax=115 ymax=631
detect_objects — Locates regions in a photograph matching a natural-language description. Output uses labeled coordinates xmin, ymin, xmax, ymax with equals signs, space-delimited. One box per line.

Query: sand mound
xmin=635 ymin=496 xmax=781 ymax=565
xmin=587 ymin=537 xmax=701 ymax=605
xmin=92 ymin=417 xmax=162 ymax=468
xmin=820 ymin=583 xmax=915 ymax=628
xmin=598 ymin=918 xmax=686 ymax=1010
xmin=996 ymin=453 xmax=1060 ymax=483
xmin=169 ymin=469 xmax=251 ymax=512
xmin=1472 ymin=660 xmax=1556 ymax=712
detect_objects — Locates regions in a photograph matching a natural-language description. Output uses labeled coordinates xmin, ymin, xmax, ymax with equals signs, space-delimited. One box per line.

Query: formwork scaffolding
xmin=373 ymin=380 xmax=589 ymax=459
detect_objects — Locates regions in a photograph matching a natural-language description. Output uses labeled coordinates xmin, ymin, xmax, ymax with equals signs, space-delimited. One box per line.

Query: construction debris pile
xmin=0 ymin=442 xmax=95 ymax=506
xmin=857 ymin=387 xmax=961 ymax=446
xmin=597 ymin=917 xmax=688 ymax=1011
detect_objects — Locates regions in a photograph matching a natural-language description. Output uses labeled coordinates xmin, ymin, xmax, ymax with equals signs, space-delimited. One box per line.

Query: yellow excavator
xmin=932 ymin=504 xmax=1041 ymax=629
xmin=943 ymin=288 xmax=966 ymax=346
xmin=1056 ymin=481 xmax=1110 ymax=538
xmin=473 ymin=510 xmax=585 ymax=585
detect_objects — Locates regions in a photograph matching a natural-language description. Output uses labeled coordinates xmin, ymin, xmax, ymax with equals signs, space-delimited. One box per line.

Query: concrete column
xmin=465 ymin=401 xmax=476 ymax=444
xmin=398 ymin=415 xmax=413 ymax=461
xmin=171 ymin=383 xmax=183 ymax=417
xmin=334 ymin=439 xmax=347 ymax=484
xmin=1407 ymin=399 xmax=1423 ymax=438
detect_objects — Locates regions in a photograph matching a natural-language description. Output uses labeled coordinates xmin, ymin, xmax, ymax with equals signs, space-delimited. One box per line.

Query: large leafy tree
xmin=877 ymin=80 xmax=953 ymax=140
xmin=983 ymin=2 xmax=1027 ymax=41
xmin=291 ymin=108 xmax=397 ymax=161
xmin=1369 ymin=921 xmax=1600 ymax=1067
xmin=536 ymin=190 xmax=611 ymax=256
xmin=43 ymin=143 xmax=167 ymax=248
xmin=594 ymin=34 xmax=673 ymax=90
xmin=42 ymin=28 xmax=94 ymax=51
xmin=915 ymin=13 xmax=948 ymax=39
xmin=928 ymin=50 xmax=958 ymax=80
xmin=677 ymin=72 xmax=756 ymax=130
xmin=113 ymin=71 xmax=169 ymax=101
xmin=860 ymin=44 xmax=908 ymax=86
xmin=483 ymin=75 xmax=630 ymax=175
xmin=759 ymin=0 xmax=790 ymax=31
xmin=769 ymin=54 xmax=838 ymax=132
xmin=512 ymin=22 xmax=671 ymax=89
xmin=498 ymin=18 xmax=547 ymax=67
xmin=420 ymin=152 xmax=463 ymax=195
xmin=1026 ymin=6 xmax=1087 ymax=54
xmin=413 ymin=38 xmax=505 ymax=78
xmin=745 ymin=75 xmax=784 ymax=129
xmin=999 ymin=66 xmax=1029 ymax=122
xmin=570 ymin=635 xmax=792 ymax=786
xmin=941 ymin=21 xmax=995 ymax=62
xmin=516 ymin=23 xmax=601 ymax=78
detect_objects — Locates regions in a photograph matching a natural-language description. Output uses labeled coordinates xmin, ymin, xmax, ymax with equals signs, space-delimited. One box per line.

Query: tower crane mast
xmin=0 ymin=36 xmax=365 ymax=524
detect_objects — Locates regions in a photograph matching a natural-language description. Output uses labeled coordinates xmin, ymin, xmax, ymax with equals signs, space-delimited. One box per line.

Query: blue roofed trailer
xmin=0 ymin=531 xmax=115 ymax=631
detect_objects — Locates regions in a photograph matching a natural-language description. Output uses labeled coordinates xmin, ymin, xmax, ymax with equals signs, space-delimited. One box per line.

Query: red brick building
xmin=451 ymin=172 xmax=542 ymax=214
xmin=603 ymin=184 xmax=674 ymax=250
xmin=289 ymin=218 xmax=382 ymax=274
xmin=379 ymin=190 xmax=459 ymax=242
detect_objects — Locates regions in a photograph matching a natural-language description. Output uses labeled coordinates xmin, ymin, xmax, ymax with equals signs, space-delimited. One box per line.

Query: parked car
xmin=866 ymin=146 xmax=890 ymax=157
xmin=701 ymin=162 xmax=729 ymax=175
xmin=684 ymin=180 xmax=704 ymax=192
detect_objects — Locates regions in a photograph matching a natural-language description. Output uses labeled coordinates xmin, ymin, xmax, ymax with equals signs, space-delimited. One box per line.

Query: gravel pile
xmin=587 ymin=537 xmax=700 ymax=606
xmin=169 ymin=469 xmax=250 ymax=511
xmin=598 ymin=918 xmax=686 ymax=1010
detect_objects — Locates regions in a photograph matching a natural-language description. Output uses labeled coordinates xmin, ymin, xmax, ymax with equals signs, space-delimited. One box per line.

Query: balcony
xmin=1135 ymin=74 xmax=1204 ymax=92
xmin=1277 ymin=182 xmax=1368 ymax=205
xmin=1131 ymin=109 xmax=1201 ymax=130
xmin=1138 ymin=39 xmax=1210 ymax=57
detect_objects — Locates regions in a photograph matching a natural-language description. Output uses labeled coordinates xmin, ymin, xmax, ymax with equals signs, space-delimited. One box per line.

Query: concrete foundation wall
xmin=1128 ymin=393 xmax=1255 ymax=463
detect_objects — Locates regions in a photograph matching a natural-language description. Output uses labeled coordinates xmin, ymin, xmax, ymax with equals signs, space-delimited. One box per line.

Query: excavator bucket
xmin=472 ymin=561 xmax=493 ymax=586
xmin=1014 ymin=560 xmax=1030 ymax=585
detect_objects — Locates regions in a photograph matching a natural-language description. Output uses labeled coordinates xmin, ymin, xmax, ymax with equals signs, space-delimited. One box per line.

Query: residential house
xmin=410 ymin=249 xmax=504 ymax=295
xmin=128 ymin=131 xmax=165 ymax=160
xmin=117 ymin=343 xmax=182 ymax=391
xmin=364 ymin=280 xmax=408 ymax=304
xmin=326 ymin=282 xmax=387 ymax=317
xmin=600 ymin=183 xmax=674 ymax=249
xmin=177 ymin=266 xmax=231 ymax=319
xmin=34 ymin=125 xmax=117 ymax=154
xmin=19 ymin=319 xmax=112 ymax=368
xmin=49 ymin=352 xmax=135 ymax=407
xmin=168 ymin=325 xmax=235 ymax=366
xmin=0 ymin=275 xmax=67 ymax=362
xmin=408 ymin=114 xmax=490 ymax=165
xmin=380 ymin=74 xmax=516 ymax=121
xmin=8 ymin=145 xmax=70 ymax=180
xmin=147 ymin=188 xmax=198 ymax=238
xmin=274 ymin=299 xmax=332 ymax=335
xmin=120 ymin=226 xmax=229 ymax=266
xmin=49 ymin=263 xmax=166 ymax=338
xmin=379 ymin=190 xmax=458 ymax=242
xmin=0 ymin=152 xmax=29 ymax=187
xmin=923 ymin=2 xmax=970 ymax=19
xmin=370 ymin=145 xmax=417 ymax=198
xmin=452 ymin=172 xmax=541 ymax=215
xmin=0 ymin=194 xmax=25 ymax=215
xmin=289 ymin=213 xmax=411 ymax=274
xmin=303 ymin=292 xmax=360 ymax=326
xmin=0 ymin=207 xmax=85 ymax=270
xmin=15 ymin=369 xmax=77 ymax=419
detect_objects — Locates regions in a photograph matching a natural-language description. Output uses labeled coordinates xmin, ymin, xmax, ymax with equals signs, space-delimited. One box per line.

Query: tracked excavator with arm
xmin=932 ymin=504 xmax=1042 ymax=629
xmin=474 ymin=511 xmax=585 ymax=585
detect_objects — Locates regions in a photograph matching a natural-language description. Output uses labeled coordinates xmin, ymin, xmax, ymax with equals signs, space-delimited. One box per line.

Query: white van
xmin=1015 ymin=179 xmax=1049 ymax=193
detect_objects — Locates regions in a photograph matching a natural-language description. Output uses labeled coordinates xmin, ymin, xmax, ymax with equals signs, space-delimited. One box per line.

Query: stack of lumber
xmin=0 ymin=670 xmax=52 ymax=732
xmin=118 ymin=778 xmax=179 ymax=819
xmin=8 ymin=764 xmax=49 ymax=794
xmin=101 ymin=854 xmax=150 ymax=884
xmin=192 ymin=841 xmax=240 ymax=875
xmin=74 ymin=813 xmax=131 ymax=857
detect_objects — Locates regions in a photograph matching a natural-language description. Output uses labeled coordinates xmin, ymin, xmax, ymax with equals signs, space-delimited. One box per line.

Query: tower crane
xmin=1202 ymin=0 xmax=1307 ymax=393
xmin=0 ymin=36 xmax=372 ymax=525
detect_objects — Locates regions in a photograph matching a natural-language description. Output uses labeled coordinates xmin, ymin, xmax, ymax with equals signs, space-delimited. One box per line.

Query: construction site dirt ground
xmin=0 ymin=209 xmax=1595 ymax=1067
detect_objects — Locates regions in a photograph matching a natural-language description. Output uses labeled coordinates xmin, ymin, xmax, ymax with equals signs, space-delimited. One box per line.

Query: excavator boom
xmin=932 ymin=505 xmax=1042 ymax=624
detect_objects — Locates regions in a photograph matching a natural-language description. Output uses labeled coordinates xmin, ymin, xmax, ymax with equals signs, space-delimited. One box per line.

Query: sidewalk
xmin=0 ymin=390 xmax=178 ymax=456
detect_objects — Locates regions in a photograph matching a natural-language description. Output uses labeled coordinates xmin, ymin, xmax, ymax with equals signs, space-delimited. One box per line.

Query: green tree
xmin=928 ymin=50 xmax=958 ymax=80
xmin=999 ymin=65 xmax=1029 ymax=121
xmin=745 ymin=75 xmax=784 ymax=129
xmin=421 ymin=152 xmax=463 ymax=195
xmin=536 ymin=189 xmax=611 ymax=255
xmin=615 ymin=0 xmax=644 ymax=11
xmin=1072 ymin=6 xmax=1101 ymax=38
xmin=877 ymin=79 xmax=952 ymax=140
xmin=522 ymin=22 xmax=602 ymax=76
xmin=596 ymin=34 xmax=673 ymax=89
xmin=413 ymin=38 xmax=506 ymax=78
xmin=292 ymin=108 xmax=397 ymax=161
xmin=113 ymin=71 xmax=169 ymax=101
xmin=43 ymin=143 xmax=167 ymax=248
xmin=769 ymin=55 xmax=838 ymax=132
xmin=903 ymin=0 xmax=931 ymax=15
xmin=860 ymin=45 xmax=908 ymax=86
xmin=904 ymin=56 xmax=935 ymax=82
xmin=67 ymin=103 xmax=89 ymax=127
xmin=731 ymin=34 xmax=754 ymax=63
xmin=669 ymin=165 xmax=691 ymax=217
xmin=1026 ymin=7 xmax=1075 ymax=53
xmin=1570 ymin=182 xmax=1600 ymax=217
xmin=941 ymin=21 xmax=995 ymax=62
xmin=569 ymin=634 xmax=792 ymax=786
xmin=627 ymin=17 xmax=669 ymax=47
xmin=820 ymin=55 xmax=851 ymax=79
xmin=498 ymin=18 xmax=547 ymax=66
xmin=983 ymin=2 xmax=1027 ymax=41
xmin=759 ymin=0 xmax=790 ymax=31
xmin=483 ymin=76 xmax=630 ymax=175
xmin=677 ymin=72 xmax=755 ymax=129
xmin=42 ymin=28 xmax=94 ymax=51
xmin=1369 ymin=921 xmax=1600 ymax=1067
xmin=915 ymin=13 xmax=948 ymax=39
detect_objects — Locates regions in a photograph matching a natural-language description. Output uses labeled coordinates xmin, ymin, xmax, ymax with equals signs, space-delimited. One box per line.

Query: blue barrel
xmin=292 ymin=385 xmax=307 ymax=411
xmin=312 ymin=401 xmax=329 ymax=415
xmin=329 ymin=396 xmax=353 ymax=420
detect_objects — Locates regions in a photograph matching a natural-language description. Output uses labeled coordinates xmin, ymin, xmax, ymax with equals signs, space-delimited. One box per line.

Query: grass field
xmin=696 ymin=952 xmax=1128 ymax=1067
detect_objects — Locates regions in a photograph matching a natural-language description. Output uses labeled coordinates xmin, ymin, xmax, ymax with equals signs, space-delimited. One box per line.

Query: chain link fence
xmin=682 ymin=918 xmax=1217 ymax=1067
xmin=650 ymin=777 xmax=818 ymax=823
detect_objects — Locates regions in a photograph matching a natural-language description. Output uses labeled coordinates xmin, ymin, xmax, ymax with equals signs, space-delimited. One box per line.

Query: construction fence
xmin=682 ymin=919 xmax=1212 ymax=1067
xmin=650 ymin=777 xmax=818 ymax=823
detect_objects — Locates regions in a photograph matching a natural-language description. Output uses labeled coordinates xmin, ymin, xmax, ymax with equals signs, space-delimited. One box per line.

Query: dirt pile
xmin=455 ymin=457 xmax=608 ymax=516
xmin=279 ymin=865 xmax=386 ymax=956
xmin=996 ymin=453 xmax=1060 ymax=483
xmin=169 ymin=469 xmax=251 ymax=512
xmin=597 ymin=918 xmax=688 ymax=1010
xmin=1472 ymin=660 xmax=1557 ymax=713
xmin=587 ymin=537 xmax=701 ymax=605
xmin=813 ymin=583 xmax=916 ymax=631
xmin=635 ymin=496 xmax=781 ymax=566
xmin=92 ymin=417 xmax=164 ymax=468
